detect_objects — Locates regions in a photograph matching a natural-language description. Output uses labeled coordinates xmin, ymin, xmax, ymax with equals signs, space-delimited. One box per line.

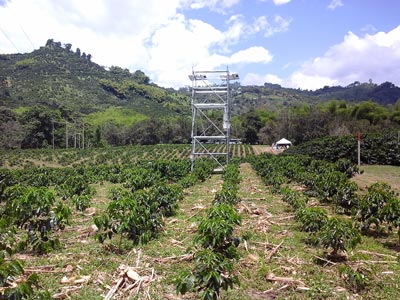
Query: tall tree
xmin=242 ymin=109 xmax=263 ymax=144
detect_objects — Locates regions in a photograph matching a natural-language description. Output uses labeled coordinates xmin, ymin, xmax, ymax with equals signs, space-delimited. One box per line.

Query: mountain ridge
xmin=0 ymin=40 xmax=399 ymax=149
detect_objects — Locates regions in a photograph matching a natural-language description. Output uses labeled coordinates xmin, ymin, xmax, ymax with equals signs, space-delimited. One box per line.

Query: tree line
xmin=233 ymin=99 xmax=400 ymax=145
xmin=0 ymin=98 xmax=399 ymax=149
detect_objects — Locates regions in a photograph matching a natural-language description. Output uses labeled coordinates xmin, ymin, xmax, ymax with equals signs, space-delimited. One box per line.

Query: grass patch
xmin=12 ymin=106 xmax=30 ymax=115
xmin=352 ymin=165 xmax=400 ymax=193
xmin=84 ymin=107 xmax=148 ymax=127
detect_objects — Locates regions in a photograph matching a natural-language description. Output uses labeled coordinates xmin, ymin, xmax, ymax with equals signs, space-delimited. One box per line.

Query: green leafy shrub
xmin=72 ymin=194 xmax=92 ymax=211
xmin=176 ymin=249 xmax=239 ymax=300
xmin=177 ymin=173 xmax=198 ymax=188
xmin=357 ymin=182 xmax=397 ymax=233
xmin=285 ymin=133 xmax=400 ymax=166
xmin=281 ymin=188 xmax=308 ymax=210
xmin=338 ymin=264 xmax=372 ymax=292
xmin=123 ymin=167 xmax=161 ymax=191
xmin=95 ymin=183 xmax=183 ymax=248
xmin=314 ymin=171 xmax=348 ymax=203
xmin=296 ymin=207 xmax=328 ymax=233
xmin=192 ymin=159 xmax=214 ymax=182
xmin=94 ymin=194 xmax=161 ymax=246
xmin=0 ymin=253 xmax=50 ymax=299
xmin=213 ymin=185 xmax=240 ymax=205
xmin=177 ymin=203 xmax=241 ymax=299
xmin=332 ymin=181 xmax=360 ymax=213
xmin=195 ymin=203 xmax=241 ymax=257
xmin=57 ymin=174 xmax=94 ymax=199
xmin=379 ymin=189 xmax=400 ymax=243
xmin=335 ymin=158 xmax=360 ymax=178
xmin=5 ymin=186 xmax=71 ymax=254
xmin=318 ymin=217 xmax=361 ymax=258
xmin=147 ymin=183 xmax=183 ymax=217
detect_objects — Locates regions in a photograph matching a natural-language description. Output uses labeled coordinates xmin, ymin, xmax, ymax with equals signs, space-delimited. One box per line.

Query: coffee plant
xmin=176 ymin=249 xmax=239 ymax=300
xmin=335 ymin=158 xmax=361 ymax=178
xmin=177 ymin=164 xmax=241 ymax=299
xmin=281 ymin=187 xmax=308 ymax=210
xmin=56 ymin=173 xmax=94 ymax=200
xmin=381 ymin=196 xmax=400 ymax=243
xmin=72 ymin=194 xmax=92 ymax=212
xmin=338 ymin=264 xmax=372 ymax=292
xmin=296 ymin=207 xmax=328 ymax=233
xmin=332 ymin=181 xmax=359 ymax=214
xmin=194 ymin=203 xmax=241 ymax=257
xmin=357 ymin=182 xmax=397 ymax=233
xmin=318 ymin=217 xmax=361 ymax=258
xmin=123 ymin=167 xmax=162 ymax=191
xmin=95 ymin=183 xmax=183 ymax=247
xmin=4 ymin=185 xmax=71 ymax=254
xmin=94 ymin=192 xmax=161 ymax=246
xmin=0 ymin=255 xmax=50 ymax=300
xmin=284 ymin=133 xmax=400 ymax=166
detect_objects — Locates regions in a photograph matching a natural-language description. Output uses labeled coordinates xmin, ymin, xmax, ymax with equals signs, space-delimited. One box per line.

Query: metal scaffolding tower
xmin=188 ymin=68 xmax=239 ymax=170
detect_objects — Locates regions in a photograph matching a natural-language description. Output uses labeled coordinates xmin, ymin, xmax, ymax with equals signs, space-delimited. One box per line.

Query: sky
xmin=0 ymin=0 xmax=399 ymax=90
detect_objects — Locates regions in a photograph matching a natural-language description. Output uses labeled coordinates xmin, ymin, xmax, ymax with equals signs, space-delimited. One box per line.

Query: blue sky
xmin=1 ymin=0 xmax=399 ymax=89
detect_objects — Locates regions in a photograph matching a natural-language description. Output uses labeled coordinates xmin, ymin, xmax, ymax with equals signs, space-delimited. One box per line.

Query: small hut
xmin=274 ymin=138 xmax=292 ymax=150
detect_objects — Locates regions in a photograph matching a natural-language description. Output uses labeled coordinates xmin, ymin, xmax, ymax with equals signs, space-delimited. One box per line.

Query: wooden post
xmin=74 ymin=121 xmax=77 ymax=148
xmin=357 ymin=132 xmax=361 ymax=166
xmin=82 ymin=123 xmax=85 ymax=149
xmin=65 ymin=120 xmax=68 ymax=148
xmin=52 ymin=121 xmax=55 ymax=150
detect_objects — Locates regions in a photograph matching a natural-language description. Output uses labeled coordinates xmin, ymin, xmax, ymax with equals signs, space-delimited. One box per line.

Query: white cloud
xmin=186 ymin=0 xmax=240 ymax=13
xmin=265 ymin=74 xmax=283 ymax=84
xmin=273 ymin=0 xmax=291 ymax=5
xmin=289 ymin=26 xmax=400 ymax=89
xmin=0 ymin=0 xmax=181 ymax=69
xmin=361 ymin=24 xmax=377 ymax=34
xmin=230 ymin=46 xmax=273 ymax=64
xmin=146 ymin=15 xmax=225 ymax=86
xmin=289 ymin=72 xmax=338 ymax=90
xmin=224 ymin=14 xmax=291 ymax=43
xmin=328 ymin=0 xmax=343 ymax=10
xmin=264 ymin=15 xmax=292 ymax=37
xmin=242 ymin=73 xmax=282 ymax=85
xmin=0 ymin=0 xmax=277 ymax=88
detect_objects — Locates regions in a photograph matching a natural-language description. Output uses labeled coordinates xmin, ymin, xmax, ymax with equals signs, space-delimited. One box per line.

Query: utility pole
xmin=52 ymin=121 xmax=55 ymax=150
xmin=74 ymin=121 xmax=77 ymax=148
xmin=82 ymin=123 xmax=85 ymax=149
xmin=357 ymin=132 xmax=361 ymax=166
xmin=65 ymin=120 xmax=68 ymax=148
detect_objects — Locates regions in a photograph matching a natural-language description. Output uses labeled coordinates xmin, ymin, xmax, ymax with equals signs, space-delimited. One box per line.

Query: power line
xmin=0 ymin=25 xmax=19 ymax=52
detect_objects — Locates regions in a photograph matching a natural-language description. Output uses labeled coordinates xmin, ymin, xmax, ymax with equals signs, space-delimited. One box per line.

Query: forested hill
xmin=0 ymin=39 xmax=399 ymax=149
xmin=234 ymin=81 xmax=400 ymax=112
xmin=310 ymin=81 xmax=400 ymax=104
xmin=1 ymin=39 xmax=399 ymax=117
xmin=0 ymin=39 xmax=189 ymax=117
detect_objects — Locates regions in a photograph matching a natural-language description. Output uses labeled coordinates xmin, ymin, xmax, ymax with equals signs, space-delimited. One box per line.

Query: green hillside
xmin=0 ymin=40 xmax=193 ymax=149
xmin=0 ymin=39 xmax=189 ymax=117
xmin=0 ymin=39 xmax=399 ymax=149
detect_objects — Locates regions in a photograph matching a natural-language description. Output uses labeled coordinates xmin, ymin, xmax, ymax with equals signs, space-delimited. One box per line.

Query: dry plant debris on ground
xmin=14 ymin=163 xmax=400 ymax=299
